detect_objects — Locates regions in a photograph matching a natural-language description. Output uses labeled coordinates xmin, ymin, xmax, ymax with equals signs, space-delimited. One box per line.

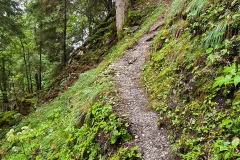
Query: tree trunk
xmin=87 ymin=0 xmax=93 ymax=36
xmin=39 ymin=19 xmax=43 ymax=91
xmin=115 ymin=0 xmax=130 ymax=32
xmin=27 ymin=50 xmax=33 ymax=93
xmin=62 ymin=0 xmax=67 ymax=66
xmin=1 ymin=57 xmax=9 ymax=103
xmin=20 ymin=39 xmax=31 ymax=93
xmin=34 ymin=19 xmax=42 ymax=92
xmin=34 ymin=70 xmax=40 ymax=91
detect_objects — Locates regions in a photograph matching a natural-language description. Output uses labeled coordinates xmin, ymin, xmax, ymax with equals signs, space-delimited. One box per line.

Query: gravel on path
xmin=111 ymin=3 xmax=170 ymax=159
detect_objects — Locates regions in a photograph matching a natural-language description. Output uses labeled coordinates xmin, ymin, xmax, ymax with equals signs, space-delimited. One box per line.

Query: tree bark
xmin=115 ymin=0 xmax=130 ymax=32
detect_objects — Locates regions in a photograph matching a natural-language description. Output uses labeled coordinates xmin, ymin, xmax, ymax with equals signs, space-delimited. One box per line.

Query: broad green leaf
xmin=110 ymin=136 xmax=117 ymax=144
xmin=224 ymin=64 xmax=236 ymax=74
xmin=219 ymin=145 xmax=228 ymax=151
xmin=122 ymin=133 xmax=132 ymax=141
xmin=136 ymin=153 xmax=142 ymax=157
xmin=213 ymin=76 xmax=226 ymax=88
xmin=220 ymin=118 xmax=231 ymax=128
xmin=232 ymin=137 xmax=240 ymax=148
xmin=130 ymin=146 xmax=138 ymax=151
xmin=224 ymin=75 xmax=233 ymax=85
xmin=206 ymin=48 xmax=213 ymax=54
xmin=224 ymin=152 xmax=231 ymax=159
xmin=234 ymin=75 xmax=240 ymax=87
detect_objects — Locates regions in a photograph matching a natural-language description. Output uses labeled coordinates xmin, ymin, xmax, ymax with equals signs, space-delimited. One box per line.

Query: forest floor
xmin=111 ymin=2 xmax=170 ymax=159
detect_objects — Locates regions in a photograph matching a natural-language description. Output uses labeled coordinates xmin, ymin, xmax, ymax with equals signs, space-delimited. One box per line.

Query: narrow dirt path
xmin=111 ymin=3 xmax=170 ymax=159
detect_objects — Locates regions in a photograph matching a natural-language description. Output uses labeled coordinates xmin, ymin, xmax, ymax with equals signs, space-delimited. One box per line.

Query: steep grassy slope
xmin=0 ymin=3 xmax=166 ymax=159
xmin=143 ymin=0 xmax=240 ymax=159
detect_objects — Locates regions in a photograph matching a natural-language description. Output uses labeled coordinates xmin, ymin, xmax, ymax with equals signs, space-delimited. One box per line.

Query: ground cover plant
xmin=143 ymin=0 xmax=240 ymax=159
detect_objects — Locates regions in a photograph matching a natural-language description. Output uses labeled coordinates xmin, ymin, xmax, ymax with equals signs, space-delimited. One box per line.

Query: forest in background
xmin=0 ymin=0 xmax=114 ymax=110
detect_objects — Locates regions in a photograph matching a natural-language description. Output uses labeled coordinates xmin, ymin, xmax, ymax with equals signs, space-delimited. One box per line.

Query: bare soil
xmin=111 ymin=2 xmax=170 ymax=159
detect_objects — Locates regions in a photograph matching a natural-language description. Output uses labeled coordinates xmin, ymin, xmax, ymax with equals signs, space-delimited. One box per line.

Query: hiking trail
xmin=111 ymin=1 xmax=170 ymax=159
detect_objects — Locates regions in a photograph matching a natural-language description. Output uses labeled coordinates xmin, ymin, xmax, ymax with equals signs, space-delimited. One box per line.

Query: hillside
xmin=142 ymin=0 xmax=240 ymax=159
xmin=0 ymin=0 xmax=240 ymax=159
xmin=0 ymin=1 xmax=168 ymax=159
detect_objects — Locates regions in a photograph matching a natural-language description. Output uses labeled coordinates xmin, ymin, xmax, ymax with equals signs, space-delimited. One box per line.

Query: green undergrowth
xmin=0 ymin=3 xmax=166 ymax=159
xmin=143 ymin=0 xmax=240 ymax=159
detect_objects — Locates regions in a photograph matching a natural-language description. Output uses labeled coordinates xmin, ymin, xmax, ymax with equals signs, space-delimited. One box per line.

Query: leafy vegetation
xmin=0 ymin=2 xmax=166 ymax=159
xmin=143 ymin=0 xmax=240 ymax=159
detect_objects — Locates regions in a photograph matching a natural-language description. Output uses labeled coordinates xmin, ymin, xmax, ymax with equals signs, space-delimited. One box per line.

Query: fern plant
xmin=185 ymin=0 xmax=208 ymax=16
xmin=204 ymin=21 xmax=228 ymax=48
xmin=167 ymin=0 xmax=208 ymax=20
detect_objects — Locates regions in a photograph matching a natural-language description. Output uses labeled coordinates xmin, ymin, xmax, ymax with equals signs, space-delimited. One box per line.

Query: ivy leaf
xmin=232 ymin=137 xmax=240 ymax=148
xmin=234 ymin=75 xmax=240 ymax=87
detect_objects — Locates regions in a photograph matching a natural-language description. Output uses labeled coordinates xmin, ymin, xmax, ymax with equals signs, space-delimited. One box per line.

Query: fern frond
xmin=185 ymin=0 xmax=208 ymax=15
xmin=167 ymin=0 xmax=209 ymax=23
xmin=204 ymin=21 xmax=228 ymax=48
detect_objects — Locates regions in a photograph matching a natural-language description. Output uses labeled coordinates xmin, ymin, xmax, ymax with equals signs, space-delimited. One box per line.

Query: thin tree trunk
xmin=20 ymin=39 xmax=31 ymax=93
xmin=115 ymin=0 xmax=129 ymax=32
xmin=39 ymin=44 xmax=42 ymax=91
xmin=34 ymin=23 xmax=42 ymax=91
xmin=27 ymin=50 xmax=33 ymax=93
xmin=39 ymin=20 xmax=43 ymax=91
xmin=1 ymin=57 xmax=9 ymax=103
xmin=62 ymin=0 xmax=67 ymax=66
xmin=87 ymin=0 xmax=93 ymax=36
